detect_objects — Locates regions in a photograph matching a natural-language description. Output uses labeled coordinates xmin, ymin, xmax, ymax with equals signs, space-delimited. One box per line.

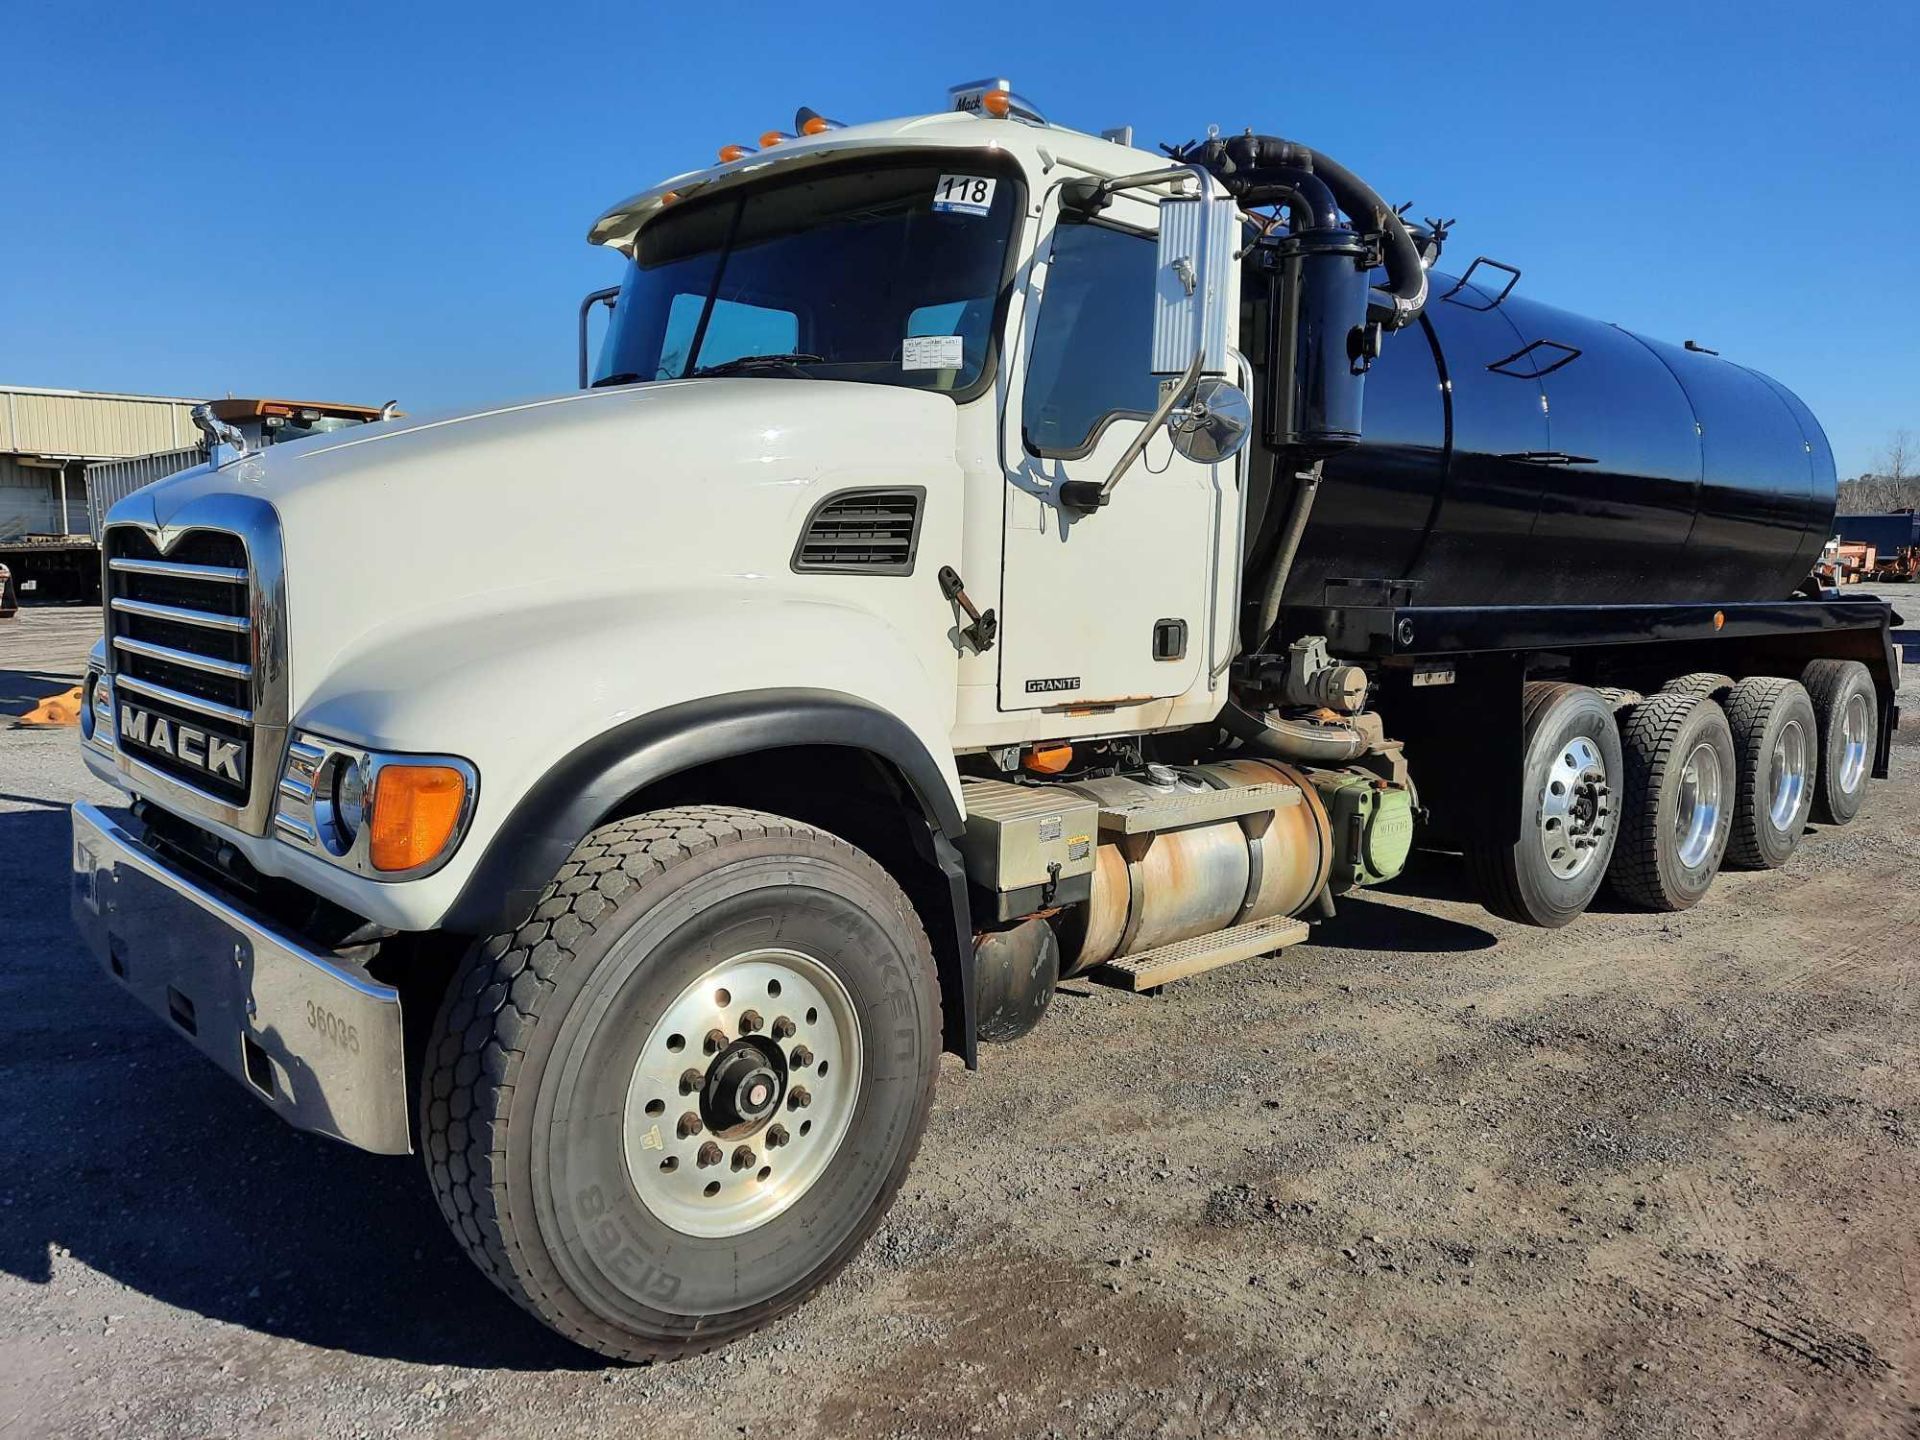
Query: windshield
xmin=592 ymin=157 xmax=1022 ymax=397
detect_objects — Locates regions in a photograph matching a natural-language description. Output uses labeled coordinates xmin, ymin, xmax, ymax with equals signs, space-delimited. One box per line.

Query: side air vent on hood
xmin=791 ymin=487 xmax=925 ymax=575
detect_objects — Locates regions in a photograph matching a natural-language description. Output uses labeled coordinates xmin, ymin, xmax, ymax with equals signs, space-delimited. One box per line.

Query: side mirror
xmin=1167 ymin=377 xmax=1252 ymax=463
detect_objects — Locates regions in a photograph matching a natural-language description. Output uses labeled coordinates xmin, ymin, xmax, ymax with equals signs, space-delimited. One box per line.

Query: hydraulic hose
xmin=1246 ymin=460 xmax=1323 ymax=651
xmin=1174 ymin=132 xmax=1429 ymax=330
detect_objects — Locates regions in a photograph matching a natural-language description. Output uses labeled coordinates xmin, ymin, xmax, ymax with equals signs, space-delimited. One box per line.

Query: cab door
xmin=998 ymin=202 xmax=1224 ymax=711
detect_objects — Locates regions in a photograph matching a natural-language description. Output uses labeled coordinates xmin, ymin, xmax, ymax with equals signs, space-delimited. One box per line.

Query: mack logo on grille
xmin=119 ymin=705 xmax=247 ymax=784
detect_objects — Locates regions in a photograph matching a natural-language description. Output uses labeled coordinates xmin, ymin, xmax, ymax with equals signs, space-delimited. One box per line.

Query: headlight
xmin=316 ymin=753 xmax=367 ymax=856
xmin=277 ymin=733 xmax=476 ymax=879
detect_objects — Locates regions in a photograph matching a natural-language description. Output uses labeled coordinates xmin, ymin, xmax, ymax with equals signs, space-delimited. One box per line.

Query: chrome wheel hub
xmin=1838 ymin=693 xmax=1870 ymax=795
xmin=1539 ymin=735 xmax=1611 ymax=879
xmin=1768 ymin=718 xmax=1809 ymax=831
xmin=1675 ymin=741 xmax=1724 ymax=868
xmin=622 ymin=948 xmax=861 ymax=1239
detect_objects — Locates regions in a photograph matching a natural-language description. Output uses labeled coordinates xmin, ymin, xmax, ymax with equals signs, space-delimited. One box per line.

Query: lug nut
xmin=739 ymin=1009 xmax=763 ymax=1035
xmin=788 ymin=1086 xmax=812 ymax=1110
xmin=679 ymin=1067 xmax=705 ymax=1095
xmin=731 ymin=1145 xmax=757 ymax=1171
xmin=790 ymin=1045 xmax=814 ymax=1069
xmin=771 ymin=1015 xmax=796 ymax=1039
xmin=696 ymin=1141 xmax=723 ymax=1168
xmin=677 ymin=1111 xmax=703 ymax=1139
xmin=766 ymin=1124 xmax=790 ymax=1148
xmin=704 ymin=1028 xmax=728 ymax=1055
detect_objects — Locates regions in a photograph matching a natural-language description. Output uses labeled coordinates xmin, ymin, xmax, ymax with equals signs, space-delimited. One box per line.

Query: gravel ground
xmin=1 ymin=604 xmax=1915 ymax=1439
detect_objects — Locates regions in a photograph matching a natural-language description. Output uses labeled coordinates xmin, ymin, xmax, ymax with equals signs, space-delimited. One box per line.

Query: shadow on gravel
xmin=1368 ymin=850 xmax=1479 ymax=906
xmin=1311 ymin=889 xmax=1498 ymax=952
xmin=0 ymin=667 xmax=74 ymax=717
xmin=0 ymin=804 xmax=597 ymax=1372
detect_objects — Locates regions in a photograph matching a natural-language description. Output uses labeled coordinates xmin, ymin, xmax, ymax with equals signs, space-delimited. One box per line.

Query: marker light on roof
xmin=759 ymin=130 xmax=794 ymax=147
xmin=717 ymin=143 xmax=753 ymax=163
xmin=980 ymin=90 xmax=1012 ymax=118
xmin=795 ymin=107 xmax=840 ymax=136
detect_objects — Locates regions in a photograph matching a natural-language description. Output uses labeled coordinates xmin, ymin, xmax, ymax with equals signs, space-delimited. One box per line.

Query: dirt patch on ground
xmin=1 ymin=607 xmax=1914 ymax=1438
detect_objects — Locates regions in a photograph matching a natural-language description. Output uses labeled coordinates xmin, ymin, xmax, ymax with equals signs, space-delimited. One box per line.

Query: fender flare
xmin=440 ymin=687 xmax=978 ymax=1060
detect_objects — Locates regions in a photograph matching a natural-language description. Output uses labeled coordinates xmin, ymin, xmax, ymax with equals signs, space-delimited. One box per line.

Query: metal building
xmin=0 ymin=385 xmax=205 ymax=540
xmin=1 ymin=387 xmax=389 ymax=603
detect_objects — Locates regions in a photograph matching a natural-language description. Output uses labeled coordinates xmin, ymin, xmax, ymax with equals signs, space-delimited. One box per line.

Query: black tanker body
xmin=1273 ymin=272 xmax=1837 ymax=610
xmin=1179 ymin=123 xmax=1901 ymax=931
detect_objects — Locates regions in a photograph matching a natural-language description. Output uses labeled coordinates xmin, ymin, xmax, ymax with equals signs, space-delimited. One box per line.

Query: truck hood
xmin=117 ymin=379 xmax=963 ymax=716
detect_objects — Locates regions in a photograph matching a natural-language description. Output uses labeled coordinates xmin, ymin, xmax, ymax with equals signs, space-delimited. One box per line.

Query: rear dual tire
xmin=1608 ymin=692 xmax=1736 ymax=911
xmin=1723 ymin=677 xmax=1817 ymax=869
xmin=1802 ymin=659 xmax=1877 ymax=824
xmin=1467 ymin=682 xmax=1622 ymax=927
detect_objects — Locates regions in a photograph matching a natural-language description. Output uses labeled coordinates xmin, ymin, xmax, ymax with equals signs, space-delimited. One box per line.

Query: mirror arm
xmin=577 ymin=286 xmax=621 ymax=389
xmin=1059 ymin=347 xmax=1206 ymax=516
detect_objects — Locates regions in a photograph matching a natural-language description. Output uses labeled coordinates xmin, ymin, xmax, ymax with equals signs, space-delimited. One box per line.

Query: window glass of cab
xmin=596 ymin=159 xmax=1022 ymax=397
xmin=1023 ymin=221 xmax=1161 ymax=456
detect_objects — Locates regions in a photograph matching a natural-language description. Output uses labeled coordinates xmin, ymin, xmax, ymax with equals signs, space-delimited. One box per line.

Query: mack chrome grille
xmin=791 ymin=487 xmax=924 ymax=575
xmin=105 ymin=527 xmax=254 ymax=805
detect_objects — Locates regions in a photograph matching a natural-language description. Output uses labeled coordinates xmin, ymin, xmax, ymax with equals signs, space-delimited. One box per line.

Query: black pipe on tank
xmin=1177 ymin=132 xmax=1429 ymax=330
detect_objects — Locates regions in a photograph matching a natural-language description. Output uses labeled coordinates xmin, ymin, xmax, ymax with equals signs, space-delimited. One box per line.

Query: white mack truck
xmin=69 ymin=79 xmax=1899 ymax=1359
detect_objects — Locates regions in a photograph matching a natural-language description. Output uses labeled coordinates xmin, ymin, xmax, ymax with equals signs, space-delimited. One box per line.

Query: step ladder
xmin=1093 ymin=914 xmax=1311 ymax=992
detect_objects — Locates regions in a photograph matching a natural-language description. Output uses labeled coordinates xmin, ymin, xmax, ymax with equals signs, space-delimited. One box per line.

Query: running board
xmin=1094 ymin=914 xmax=1311 ymax=992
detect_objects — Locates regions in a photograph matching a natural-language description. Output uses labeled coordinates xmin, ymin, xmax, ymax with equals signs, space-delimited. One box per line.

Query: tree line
xmin=1838 ymin=430 xmax=1920 ymax=513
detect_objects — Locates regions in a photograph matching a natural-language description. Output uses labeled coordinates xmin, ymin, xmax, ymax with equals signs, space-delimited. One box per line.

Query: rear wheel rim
xmin=1675 ymin=741 xmax=1724 ymax=868
xmin=1768 ymin=718 xmax=1809 ymax=831
xmin=1837 ymin=692 xmax=1871 ymax=794
xmin=621 ymin=948 xmax=861 ymax=1239
xmin=1538 ymin=734 xmax=1611 ymax=880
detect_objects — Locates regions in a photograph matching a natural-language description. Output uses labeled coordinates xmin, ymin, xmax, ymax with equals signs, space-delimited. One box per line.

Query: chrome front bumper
xmin=69 ymin=801 xmax=411 ymax=1155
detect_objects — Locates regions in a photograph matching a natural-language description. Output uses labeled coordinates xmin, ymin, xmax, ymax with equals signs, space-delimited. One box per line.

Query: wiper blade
xmin=691 ymin=352 xmax=827 ymax=378
xmin=591 ymin=372 xmax=644 ymax=388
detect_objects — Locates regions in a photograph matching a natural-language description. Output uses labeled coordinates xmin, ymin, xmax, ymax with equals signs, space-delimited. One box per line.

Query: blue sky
xmin=3 ymin=0 xmax=1914 ymax=477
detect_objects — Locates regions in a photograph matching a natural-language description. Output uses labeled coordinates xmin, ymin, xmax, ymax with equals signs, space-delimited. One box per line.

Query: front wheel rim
xmin=622 ymin=947 xmax=861 ymax=1239
xmin=1837 ymin=693 xmax=1871 ymax=795
xmin=1675 ymin=741 xmax=1724 ymax=868
xmin=1768 ymin=718 xmax=1809 ymax=831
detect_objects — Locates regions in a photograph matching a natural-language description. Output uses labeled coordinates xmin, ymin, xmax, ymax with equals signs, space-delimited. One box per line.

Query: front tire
xmin=422 ymin=806 xmax=942 ymax=1361
xmin=1466 ymin=682 xmax=1622 ymax=927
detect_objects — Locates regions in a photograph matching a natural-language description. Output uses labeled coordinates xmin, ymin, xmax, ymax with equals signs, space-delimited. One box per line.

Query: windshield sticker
xmin=902 ymin=334 xmax=965 ymax=370
xmin=932 ymin=174 xmax=997 ymax=217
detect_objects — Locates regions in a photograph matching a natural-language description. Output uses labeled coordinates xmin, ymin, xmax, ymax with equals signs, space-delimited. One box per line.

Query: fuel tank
xmin=1273 ymin=270 xmax=1838 ymax=608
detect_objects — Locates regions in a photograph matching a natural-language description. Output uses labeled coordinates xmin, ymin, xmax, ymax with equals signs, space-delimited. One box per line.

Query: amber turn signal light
xmin=369 ymin=764 xmax=469 ymax=872
xmin=1023 ymin=743 xmax=1073 ymax=775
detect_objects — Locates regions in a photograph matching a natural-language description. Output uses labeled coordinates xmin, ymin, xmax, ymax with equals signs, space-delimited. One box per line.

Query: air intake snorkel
xmin=1162 ymin=132 xmax=1430 ymax=666
xmin=1170 ymin=131 xmax=1429 ymax=331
